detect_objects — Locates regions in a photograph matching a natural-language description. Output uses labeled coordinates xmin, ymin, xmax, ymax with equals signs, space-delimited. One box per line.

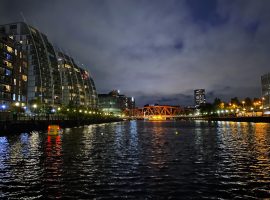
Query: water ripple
xmin=0 ymin=121 xmax=270 ymax=199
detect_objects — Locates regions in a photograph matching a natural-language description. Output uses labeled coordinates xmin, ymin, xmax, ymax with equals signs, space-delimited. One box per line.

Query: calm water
xmin=0 ymin=120 xmax=270 ymax=199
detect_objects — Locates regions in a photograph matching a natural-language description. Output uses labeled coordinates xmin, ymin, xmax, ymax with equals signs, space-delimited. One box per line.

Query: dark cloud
xmin=1 ymin=0 xmax=270 ymax=106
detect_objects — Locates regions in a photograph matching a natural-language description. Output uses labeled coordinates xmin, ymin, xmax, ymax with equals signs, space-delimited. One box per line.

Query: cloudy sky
xmin=1 ymin=0 xmax=270 ymax=106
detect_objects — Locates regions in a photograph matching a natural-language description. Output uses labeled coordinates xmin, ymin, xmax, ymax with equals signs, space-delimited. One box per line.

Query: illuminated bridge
xmin=129 ymin=105 xmax=184 ymax=120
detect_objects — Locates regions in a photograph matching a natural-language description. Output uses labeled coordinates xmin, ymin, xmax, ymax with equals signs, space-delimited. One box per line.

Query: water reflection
xmin=0 ymin=136 xmax=9 ymax=170
xmin=0 ymin=121 xmax=270 ymax=199
xmin=45 ymin=134 xmax=63 ymax=198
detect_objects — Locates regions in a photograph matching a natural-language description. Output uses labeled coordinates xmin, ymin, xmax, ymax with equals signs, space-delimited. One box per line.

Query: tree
xmin=199 ymin=103 xmax=214 ymax=115
xmin=213 ymin=98 xmax=221 ymax=109
xmin=230 ymin=97 xmax=240 ymax=106
xmin=244 ymin=97 xmax=252 ymax=107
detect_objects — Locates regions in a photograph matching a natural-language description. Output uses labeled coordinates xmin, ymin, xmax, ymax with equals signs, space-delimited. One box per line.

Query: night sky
xmin=1 ymin=0 xmax=270 ymax=106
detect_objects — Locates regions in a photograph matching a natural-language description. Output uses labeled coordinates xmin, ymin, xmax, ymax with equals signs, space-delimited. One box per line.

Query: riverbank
xmin=0 ymin=117 xmax=123 ymax=135
xmin=208 ymin=116 xmax=270 ymax=123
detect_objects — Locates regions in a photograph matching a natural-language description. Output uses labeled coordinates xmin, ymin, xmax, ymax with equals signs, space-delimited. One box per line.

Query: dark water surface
xmin=0 ymin=120 xmax=270 ymax=199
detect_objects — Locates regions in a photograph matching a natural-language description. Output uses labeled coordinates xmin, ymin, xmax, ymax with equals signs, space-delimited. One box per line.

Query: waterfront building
xmin=98 ymin=90 xmax=135 ymax=116
xmin=0 ymin=33 xmax=28 ymax=110
xmin=194 ymin=89 xmax=206 ymax=107
xmin=0 ymin=22 xmax=62 ymax=106
xmin=57 ymin=51 xmax=98 ymax=108
xmin=0 ymin=22 xmax=98 ymax=111
xmin=261 ymin=73 xmax=270 ymax=110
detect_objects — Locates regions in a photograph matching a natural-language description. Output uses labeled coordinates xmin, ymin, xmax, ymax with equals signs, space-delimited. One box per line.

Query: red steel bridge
xmin=126 ymin=105 xmax=184 ymax=120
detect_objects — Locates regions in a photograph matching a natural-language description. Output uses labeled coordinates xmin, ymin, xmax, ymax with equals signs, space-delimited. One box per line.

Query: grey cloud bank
xmin=1 ymin=0 xmax=270 ymax=106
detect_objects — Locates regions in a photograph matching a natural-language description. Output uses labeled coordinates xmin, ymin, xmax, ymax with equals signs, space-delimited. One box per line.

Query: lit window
xmin=4 ymin=61 xmax=12 ymax=68
xmin=15 ymin=49 xmax=17 ymax=56
xmin=5 ymin=69 xmax=11 ymax=76
xmin=12 ymin=94 xmax=16 ymax=101
xmin=6 ymin=53 xmax=12 ymax=60
xmin=4 ymin=85 xmax=11 ymax=92
xmin=14 ymin=79 xmax=16 ymax=85
xmin=22 ymin=75 xmax=27 ymax=82
xmin=30 ymin=28 xmax=37 ymax=34
xmin=6 ymin=45 xmax=13 ymax=53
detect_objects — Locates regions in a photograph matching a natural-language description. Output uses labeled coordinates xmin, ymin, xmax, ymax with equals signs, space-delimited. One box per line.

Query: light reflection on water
xmin=0 ymin=121 xmax=270 ymax=199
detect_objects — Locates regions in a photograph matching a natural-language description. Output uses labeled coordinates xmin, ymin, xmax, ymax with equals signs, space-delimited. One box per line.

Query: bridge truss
xmin=127 ymin=105 xmax=183 ymax=119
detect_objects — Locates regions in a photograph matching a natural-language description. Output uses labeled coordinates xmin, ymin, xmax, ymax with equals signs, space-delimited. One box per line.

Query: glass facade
xmin=194 ymin=89 xmax=206 ymax=107
xmin=0 ymin=33 xmax=28 ymax=109
xmin=57 ymin=52 xmax=98 ymax=108
xmin=0 ymin=22 xmax=98 ymax=110
xmin=98 ymin=90 xmax=135 ymax=115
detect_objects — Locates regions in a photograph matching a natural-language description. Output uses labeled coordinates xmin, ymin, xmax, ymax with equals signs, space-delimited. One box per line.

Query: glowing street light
xmin=262 ymin=97 xmax=265 ymax=110
xmin=242 ymin=101 xmax=245 ymax=110
xmin=1 ymin=104 xmax=6 ymax=110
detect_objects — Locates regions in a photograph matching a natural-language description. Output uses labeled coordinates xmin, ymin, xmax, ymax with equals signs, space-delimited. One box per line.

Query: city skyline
xmin=1 ymin=0 xmax=270 ymax=106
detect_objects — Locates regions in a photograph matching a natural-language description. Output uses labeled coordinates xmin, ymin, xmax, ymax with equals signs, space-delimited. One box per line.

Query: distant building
xmin=194 ymin=89 xmax=206 ymax=107
xmin=261 ymin=73 xmax=270 ymax=110
xmin=98 ymin=90 xmax=135 ymax=116
xmin=0 ymin=33 xmax=28 ymax=110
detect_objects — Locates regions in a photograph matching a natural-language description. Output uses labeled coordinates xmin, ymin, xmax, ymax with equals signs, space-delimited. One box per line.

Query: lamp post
xmin=262 ymin=97 xmax=265 ymax=116
xmin=242 ymin=101 xmax=245 ymax=109
xmin=32 ymin=104 xmax=37 ymax=119
xmin=242 ymin=101 xmax=246 ymax=116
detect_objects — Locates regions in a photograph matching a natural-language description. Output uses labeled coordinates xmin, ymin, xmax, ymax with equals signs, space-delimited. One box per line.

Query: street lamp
xmin=262 ymin=97 xmax=265 ymax=110
xmin=242 ymin=101 xmax=245 ymax=110
xmin=1 ymin=104 xmax=6 ymax=111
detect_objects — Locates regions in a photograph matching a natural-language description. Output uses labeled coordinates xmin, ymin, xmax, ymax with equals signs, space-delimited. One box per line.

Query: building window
xmin=12 ymin=93 xmax=16 ymax=101
xmin=22 ymin=61 xmax=27 ymax=68
xmin=5 ymin=69 xmax=11 ymax=76
xmin=4 ymin=61 xmax=13 ymax=68
xmin=22 ymin=75 xmax=27 ymax=82
xmin=0 ymin=67 xmax=5 ymax=75
xmin=1 ymin=84 xmax=11 ymax=92
xmin=10 ymin=24 xmax=17 ymax=29
xmin=5 ymin=45 xmax=13 ymax=53
xmin=6 ymin=53 xmax=12 ymax=60
xmin=14 ymin=79 xmax=16 ymax=85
